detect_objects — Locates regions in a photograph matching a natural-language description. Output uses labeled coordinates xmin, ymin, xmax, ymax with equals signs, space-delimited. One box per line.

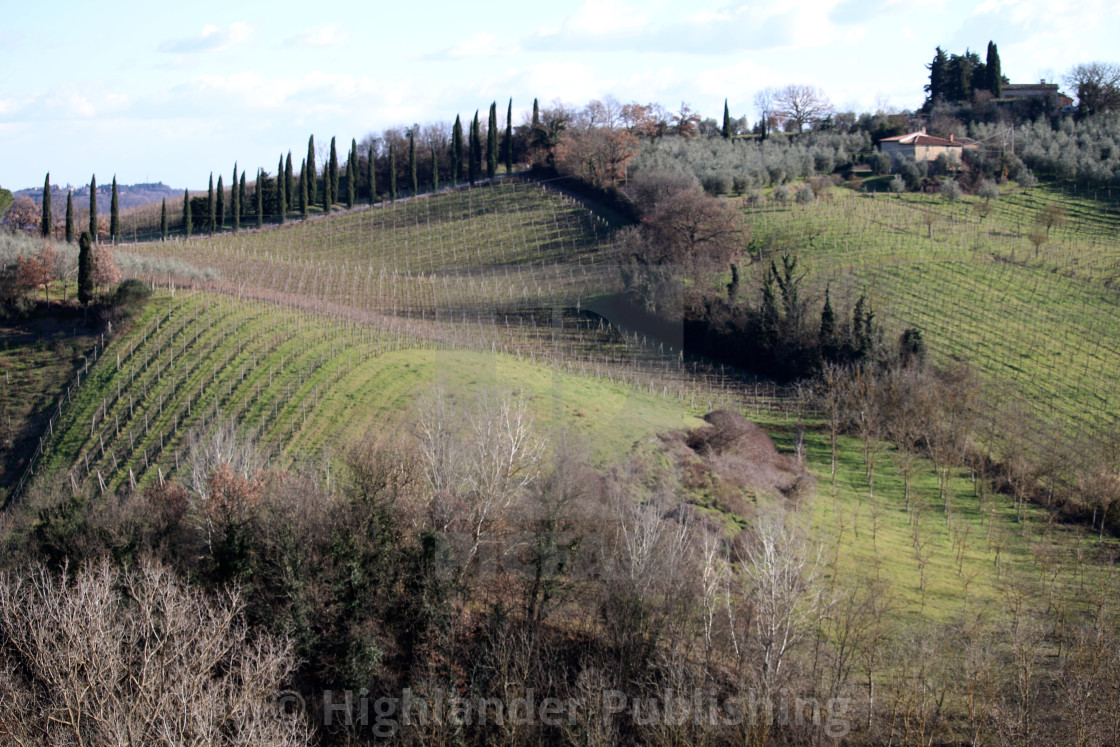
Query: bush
xmin=977 ymin=180 xmax=1000 ymax=201
xmin=870 ymin=152 xmax=892 ymax=175
xmin=889 ymin=175 xmax=906 ymax=194
xmin=940 ymin=179 xmax=963 ymax=202
xmin=701 ymin=172 xmax=733 ymax=196
xmin=112 ymin=278 xmax=151 ymax=314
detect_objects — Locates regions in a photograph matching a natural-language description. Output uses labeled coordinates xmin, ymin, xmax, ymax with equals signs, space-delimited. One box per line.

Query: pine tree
xmin=89 ymin=175 xmax=98 ymax=242
xmin=487 ymin=102 xmax=498 ymax=179
xmin=300 ymin=159 xmax=309 ymax=218
xmin=110 ymin=176 xmax=120 ymax=243
xmin=216 ymin=175 xmax=225 ymax=231
xmin=925 ymin=47 xmax=949 ymax=110
xmin=78 ymin=231 xmax=94 ymax=306
xmin=327 ymin=136 xmax=339 ymax=211
xmin=389 ymin=143 xmax=397 ymax=201
xmin=347 ymin=139 xmax=357 ymax=208
xmin=306 ymin=135 xmax=317 ymax=207
xmin=231 ymin=163 xmax=240 ymax=232
xmin=505 ymin=98 xmax=513 ymax=173
xmin=182 ymin=189 xmax=192 ymax=238
xmin=40 ymin=173 xmax=52 ymax=238
xmin=207 ymin=173 xmax=215 ymax=234
xmin=367 ymin=145 xmax=376 ymax=204
xmin=986 ymin=41 xmax=1002 ymax=98
xmin=256 ymin=170 xmax=264 ymax=228
xmin=452 ymin=115 xmax=463 ymax=185
xmin=431 ymin=148 xmax=439 ymax=193
xmin=409 ymin=130 xmax=418 ymax=196
xmin=285 ymin=152 xmax=294 ymax=208
xmin=160 ymin=198 xmax=167 ymax=240
xmin=239 ymin=173 xmax=247 ymax=228
xmin=65 ymin=191 xmax=74 ymax=243
xmin=722 ymin=99 xmax=732 ymax=139
xmin=276 ymin=156 xmax=286 ymax=224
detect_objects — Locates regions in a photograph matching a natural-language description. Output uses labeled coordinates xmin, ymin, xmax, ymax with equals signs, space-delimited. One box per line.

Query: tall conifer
xmin=41 ymin=173 xmax=52 ymax=238
xmin=78 ymin=232 xmax=93 ymax=307
xmin=231 ymin=163 xmax=240 ymax=232
xmin=65 ymin=191 xmax=74 ymax=243
xmin=277 ymin=156 xmax=286 ymax=224
xmin=367 ymin=146 xmax=376 ymax=204
xmin=487 ymin=102 xmax=498 ymax=179
xmin=110 ymin=176 xmax=120 ymax=243
xmin=239 ymin=173 xmax=247 ymax=228
xmin=722 ymin=99 xmax=732 ymax=139
xmin=328 ymin=137 xmax=339 ymax=211
xmin=469 ymin=111 xmax=480 ymax=185
xmin=986 ymin=41 xmax=1002 ymax=98
xmin=216 ymin=175 xmax=225 ymax=231
xmin=505 ymin=98 xmax=513 ymax=173
xmin=347 ymin=139 xmax=357 ymax=208
xmin=182 ymin=189 xmax=192 ymax=237
xmin=256 ymin=170 xmax=264 ymax=228
xmin=299 ymin=159 xmax=309 ymax=218
xmin=452 ymin=115 xmax=463 ymax=184
xmin=160 ymin=198 xmax=167 ymax=240
xmin=409 ymin=131 xmax=418 ymax=196
xmin=285 ymin=152 xmax=294 ymax=208
xmin=89 ymin=175 xmax=98 ymax=242
xmin=207 ymin=173 xmax=215 ymax=234
xmin=306 ymin=135 xmax=317 ymax=207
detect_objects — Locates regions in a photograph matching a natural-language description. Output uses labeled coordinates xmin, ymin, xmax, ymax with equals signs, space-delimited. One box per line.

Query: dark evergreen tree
xmin=299 ymin=158 xmax=309 ymax=218
xmin=239 ymin=173 xmax=247 ymax=228
xmin=276 ymin=156 xmax=286 ymax=224
xmin=505 ymin=98 xmax=513 ymax=173
xmin=925 ymin=47 xmax=949 ymax=110
xmin=285 ymin=152 xmax=294 ymax=209
xmin=78 ymin=231 xmax=94 ymax=306
xmin=65 ymin=190 xmax=74 ymax=243
xmin=160 ymin=198 xmax=168 ymax=240
xmin=182 ymin=189 xmax=192 ymax=238
xmin=231 ymin=163 xmax=240 ymax=232
xmin=532 ymin=98 xmax=540 ymax=128
xmin=328 ymin=136 xmax=339 ymax=211
xmin=986 ymin=41 xmax=1002 ymax=98
xmin=216 ymin=175 xmax=225 ymax=231
xmin=722 ymin=99 xmax=732 ymax=139
xmin=946 ymin=50 xmax=977 ymax=103
xmin=367 ymin=145 xmax=376 ymax=203
xmin=207 ymin=173 xmax=215 ymax=234
xmin=40 ymin=173 xmax=52 ymax=238
xmin=110 ymin=176 xmax=120 ymax=243
xmin=89 ymin=175 xmax=98 ymax=242
xmin=409 ymin=130 xmax=418 ymax=196
xmin=487 ymin=102 xmax=498 ymax=179
xmin=469 ymin=111 xmax=480 ymax=185
xmin=256 ymin=169 xmax=264 ymax=227
xmin=819 ymin=285 xmax=836 ymax=356
xmin=389 ymin=142 xmax=397 ymax=201
xmin=306 ymin=135 xmax=317 ymax=207
xmin=451 ymin=115 xmax=463 ymax=184
xmin=431 ymin=148 xmax=439 ymax=193
xmin=474 ymin=111 xmax=483 ymax=179
xmin=347 ymin=139 xmax=357 ymax=208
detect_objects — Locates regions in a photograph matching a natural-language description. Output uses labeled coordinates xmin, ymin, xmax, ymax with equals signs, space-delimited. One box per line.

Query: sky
xmin=3 ymin=0 xmax=1118 ymax=191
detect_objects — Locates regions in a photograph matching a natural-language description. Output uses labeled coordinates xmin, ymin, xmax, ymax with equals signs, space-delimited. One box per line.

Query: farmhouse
xmin=1001 ymin=83 xmax=1074 ymax=112
xmin=879 ymin=129 xmax=972 ymax=165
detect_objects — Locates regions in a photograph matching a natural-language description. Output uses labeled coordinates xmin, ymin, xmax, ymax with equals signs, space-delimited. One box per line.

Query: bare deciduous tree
xmin=774 ymin=84 xmax=833 ymax=133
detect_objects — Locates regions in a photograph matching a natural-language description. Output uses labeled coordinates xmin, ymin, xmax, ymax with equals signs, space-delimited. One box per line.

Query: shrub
xmin=112 ymin=278 xmax=151 ymax=315
xmin=940 ymin=179 xmax=963 ymax=202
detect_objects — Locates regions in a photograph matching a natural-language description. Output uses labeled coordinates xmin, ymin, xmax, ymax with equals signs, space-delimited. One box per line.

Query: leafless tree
xmin=0 ymin=559 xmax=310 ymax=745
xmin=1064 ymin=61 xmax=1120 ymax=115
xmin=774 ymin=84 xmax=833 ymax=133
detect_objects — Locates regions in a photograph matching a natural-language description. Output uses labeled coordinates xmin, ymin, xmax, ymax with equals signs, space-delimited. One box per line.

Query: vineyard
xmin=743 ymin=182 xmax=1120 ymax=439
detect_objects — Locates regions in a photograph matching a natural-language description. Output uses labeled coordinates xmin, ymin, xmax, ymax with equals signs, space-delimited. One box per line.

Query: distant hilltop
xmin=15 ymin=182 xmax=181 ymax=212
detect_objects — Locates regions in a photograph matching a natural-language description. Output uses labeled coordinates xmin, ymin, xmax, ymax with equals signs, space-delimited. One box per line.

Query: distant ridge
xmin=15 ymin=182 xmax=181 ymax=212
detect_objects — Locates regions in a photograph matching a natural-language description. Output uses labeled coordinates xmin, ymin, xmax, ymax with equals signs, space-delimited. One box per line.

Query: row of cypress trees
xmin=39 ymin=98 xmax=521 ymax=243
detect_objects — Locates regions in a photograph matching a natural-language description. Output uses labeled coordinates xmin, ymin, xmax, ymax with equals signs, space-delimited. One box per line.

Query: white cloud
xmin=444 ymin=32 xmax=519 ymax=59
xmin=285 ymin=24 xmax=350 ymax=48
xmin=158 ymin=22 xmax=254 ymax=54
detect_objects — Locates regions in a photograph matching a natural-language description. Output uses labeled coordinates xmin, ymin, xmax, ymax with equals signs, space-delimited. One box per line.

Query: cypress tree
xmin=347 ymin=139 xmax=357 ymax=208
xmin=505 ymin=98 xmax=513 ymax=173
xmin=487 ymin=102 xmax=498 ymax=179
xmin=722 ymin=99 xmax=732 ymax=139
xmin=78 ymin=231 xmax=94 ymax=307
xmin=431 ymin=148 xmax=439 ymax=193
xmin=299 ymin=159 xmax=309 ymax=218
xmin=277 ymin=157 xmax=286 ymax=224
xmin=89 ymin=175 xmax=98 ymax=242
xmin=819 ymin=285 xmax=836 ymax=356
xmin=110 ymin=176 xmax=120 ymax=243
xmin=160 ymin=198 xmax=167 ymax=240
xmin=207 ymin=173 xmax=215 ymax=234
xmin=182 ymin=189 xmax=192 ymax=238
xmin=532 ymin=98 xmax=540 ymax=128
xmin=40 ymin=173 xmax=52 ymax=238
xmin=409 ymin=130 xmax=418 ymax=196
xmin=328 ymin=136 xmax=339 ymax=211
xmin=65 ymin=191 xmax=74 ymax=243
xmin=216 ymin=174 xmax=225 ymax=231
xmin=986 ymin=41 xmax=1002 ymax=98
xmin=925 ymin=46 xmax=949 ymax=110
xmin=474 ymin=112 xmax=483 ymax=181
xmin=389 ymin=143 xmax=397 ymax=201
xmin=367 ymin=145 xmax=376 ymax=204
xmin=239 ymin=173 xmax=247 ymax=228
xmin=452 ymin=115 xmax=463 ymax=184
xmin=231 ymin=163 xmax=240 ymax=232
xmin=285 ymin=152 xmax=294 ymax=208
xmin=306 ymin=135 xmax=317 ymax=207
xmin=469 ymin=111 xmax=479 ymax=185
xmin=256 ymin=170 xmax=264 ymax=228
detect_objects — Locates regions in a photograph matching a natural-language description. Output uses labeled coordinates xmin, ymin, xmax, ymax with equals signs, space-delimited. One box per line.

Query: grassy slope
xmin=741 ymin=182 xmax=1120 ymax=439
